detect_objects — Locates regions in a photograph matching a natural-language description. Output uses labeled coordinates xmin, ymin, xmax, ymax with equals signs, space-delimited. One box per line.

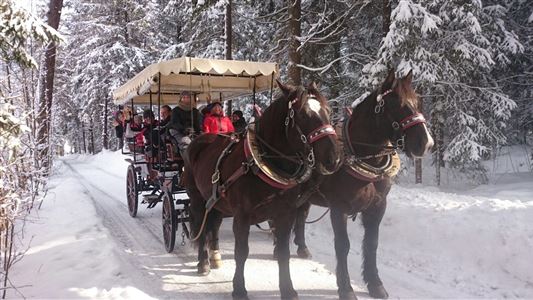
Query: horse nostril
xmin=327 ymin=154 xmax=338 ymax=168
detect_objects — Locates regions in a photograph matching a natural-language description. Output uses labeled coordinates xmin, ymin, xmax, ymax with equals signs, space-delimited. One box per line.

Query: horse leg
xmin=271 ymin=219 xmax=281 ymax=260
xmin=293 ymin=202 xmax=312 ymax=259
xmin=331 ymin=207 xmax=356 ymax=300
xmin=208 ymin=209 xmax=223 ymax=269
xmin=273 ymin=213 xmax=298 ymax=300
xmin=361 ymin=199 xmax=388 ymax=299
xmin=232 ymin=214 xmax=250 ymax=300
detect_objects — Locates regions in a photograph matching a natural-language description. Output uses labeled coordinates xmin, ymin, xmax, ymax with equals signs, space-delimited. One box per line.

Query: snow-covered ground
xmin=8 ymin=150 xmax=533 ymax=299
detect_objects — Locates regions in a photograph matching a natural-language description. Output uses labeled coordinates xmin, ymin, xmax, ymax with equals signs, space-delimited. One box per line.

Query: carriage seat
xmin=125 ymin=137 xmax=144 ymax=154
xmin=165 ymin=135 xmax=183 ymax=163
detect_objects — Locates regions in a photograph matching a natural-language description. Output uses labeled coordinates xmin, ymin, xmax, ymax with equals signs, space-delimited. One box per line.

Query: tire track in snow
xmin=64 ymin=160 xmax=231 ymax=299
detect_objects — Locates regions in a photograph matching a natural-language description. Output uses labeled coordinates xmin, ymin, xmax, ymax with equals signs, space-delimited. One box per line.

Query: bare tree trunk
xmin=1 ymin=222 xmax=14 ymax=299
xmin=36 ymin=0 xmax=64 ymax=173
xmin=288 ymin=0 xmax=302 ymax=86
xmin=433 ymin=110 xmax=445 ymax=186
xmin=225 ymin=0 xmax=233 ymax=116
xmin=415 ymin=101 xmax=425 ymax=184
xmin=89 ymin=116 xmax=95 ymax=154
xmin=81 ymin=121 xmax=87 ymax=153
xmin=103 ymin=96 xmax=109 ymax=150
xmin=382 ymin=0 xmax=391 ymax=36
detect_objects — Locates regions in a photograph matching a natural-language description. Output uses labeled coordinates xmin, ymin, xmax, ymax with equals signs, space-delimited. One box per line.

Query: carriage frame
xmin=113 ymin=57 xmax=278 ymax=252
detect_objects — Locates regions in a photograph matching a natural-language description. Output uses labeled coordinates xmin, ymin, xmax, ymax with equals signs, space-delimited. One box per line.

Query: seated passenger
xmin=231 ymin=110 xmax=247 ymax=133
xmin=159 ymin=105 xmax=172 ymax=128
xmin=168 ymin=91 xmax=201 ymax=156
xmin=141 ymin=109 xmax=161 ymax=157
xmin=202 ymin=102 xmax=234 ymax=134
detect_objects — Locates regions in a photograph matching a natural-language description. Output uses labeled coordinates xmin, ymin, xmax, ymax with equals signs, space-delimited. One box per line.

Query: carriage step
xmin=142 ymin=194 xmax=160 ymax=203
xmin=175 ymin=199 xmax=189 ymax=205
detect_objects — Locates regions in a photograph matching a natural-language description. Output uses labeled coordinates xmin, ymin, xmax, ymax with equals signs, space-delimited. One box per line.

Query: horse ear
xmin=276 ymin=79 xmax=292 ymax=95
xmin=403 ymin=69 xmax=413 ymax=86
xmin=307 ymin=81 xmax=319 ymax=92
xmin=382 ymin=69 xmax=396 ymax=90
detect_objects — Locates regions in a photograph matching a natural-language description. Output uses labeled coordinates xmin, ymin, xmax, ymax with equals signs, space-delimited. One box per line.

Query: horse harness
xmin=205 ymin=96 xmax=336 ymax=212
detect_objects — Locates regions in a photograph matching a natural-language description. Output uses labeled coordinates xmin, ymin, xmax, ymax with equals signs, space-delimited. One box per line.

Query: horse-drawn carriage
xmin=112 ymin=57 xmax=278 ymax=253
xmin=113 ymin=56 xmax=434 ymax=299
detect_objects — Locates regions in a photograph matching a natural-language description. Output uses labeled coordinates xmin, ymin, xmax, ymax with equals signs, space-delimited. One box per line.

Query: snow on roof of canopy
xmin=112 ymin=57 xmax=279 ymax=105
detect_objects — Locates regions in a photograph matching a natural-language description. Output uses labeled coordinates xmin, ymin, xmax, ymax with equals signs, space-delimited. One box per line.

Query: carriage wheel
xmin=126 ymin=165 xmax=139 ymax=217
xmin=162 ymin=193 xmax=177 ymax=253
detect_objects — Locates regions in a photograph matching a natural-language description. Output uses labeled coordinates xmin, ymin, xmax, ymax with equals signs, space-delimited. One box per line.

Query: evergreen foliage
xmin=46 ymin=0 xmax=533 ymax=179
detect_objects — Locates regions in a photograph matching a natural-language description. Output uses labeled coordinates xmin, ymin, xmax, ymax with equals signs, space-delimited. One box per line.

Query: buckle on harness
xmin=212 ymin=170 xmax=220 ymax=184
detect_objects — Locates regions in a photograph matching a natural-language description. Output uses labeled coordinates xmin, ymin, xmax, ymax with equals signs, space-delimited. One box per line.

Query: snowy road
xmin=10 ymin=151 xmax=533 ymax=299
xmin=65 ymin=158 xmax=345 ymax=299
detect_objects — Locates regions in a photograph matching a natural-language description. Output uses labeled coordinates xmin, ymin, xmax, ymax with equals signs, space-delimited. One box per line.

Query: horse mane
xmin=395 ymin=76 xmax=419 ymax=109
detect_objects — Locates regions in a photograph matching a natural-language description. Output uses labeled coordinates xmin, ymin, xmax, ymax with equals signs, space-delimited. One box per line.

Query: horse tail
xmin=185 ymin=170 xmax=205 ymax=249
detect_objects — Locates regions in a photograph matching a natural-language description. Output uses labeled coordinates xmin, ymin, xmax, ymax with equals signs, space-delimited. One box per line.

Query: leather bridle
xmin=282 ymin=92 xmax=337 ymax=169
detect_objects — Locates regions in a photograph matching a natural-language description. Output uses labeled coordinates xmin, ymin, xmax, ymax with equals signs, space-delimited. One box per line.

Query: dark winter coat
xmin=232 ymin=119 xmax=247 ymax=133
xmin=168 ymin=106 xmax=201 ymax=135
xmin=114 ymin=123 xmax=124 ymax=139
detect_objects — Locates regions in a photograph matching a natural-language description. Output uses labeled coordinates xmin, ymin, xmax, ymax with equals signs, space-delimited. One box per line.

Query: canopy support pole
xmin=270 ymin=72 xmax=274 ymax=104
xmin=253 ymin=77 xmax=256 ymax=106
xmin=131 ymin=98 xmax=136 ymax=163
xmin=157 ymin=72 xmax=162 ymax=169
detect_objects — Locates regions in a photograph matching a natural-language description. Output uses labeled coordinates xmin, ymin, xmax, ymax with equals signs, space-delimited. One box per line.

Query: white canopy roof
xmin=112 ymin=57 xmax=279 ymax=105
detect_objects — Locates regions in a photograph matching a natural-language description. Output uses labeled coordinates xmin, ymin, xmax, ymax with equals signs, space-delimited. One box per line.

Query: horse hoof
xmin=339 ymin=290 xmax=357 ymax=300
xmin=232 ymin=291 xmax=249 ymax=300
xmin=281 ymin=290 xmax=299 ymax=300
xmin=209 ymin=250 xmax=223 ymax=269
xmin=296 ymin=247 xmax=312 ymax=259
xmin=368 ymin=284 xmax=388 ymax=299
xmin=197 ymin=262 xmax=210 ymax=276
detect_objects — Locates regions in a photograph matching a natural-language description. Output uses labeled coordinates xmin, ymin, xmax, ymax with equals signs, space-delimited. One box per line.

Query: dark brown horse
xmin=288 ymin=70 xmax=434 ymax=299
xmin=184 ymin=81 xmax=341 ymax=300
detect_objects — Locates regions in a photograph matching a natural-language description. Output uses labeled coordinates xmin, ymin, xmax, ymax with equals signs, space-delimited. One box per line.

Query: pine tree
xmin=55 ymin=0 xmax=156 ymax=153
xmin=362 ymin=0 xmax=522 ymax=182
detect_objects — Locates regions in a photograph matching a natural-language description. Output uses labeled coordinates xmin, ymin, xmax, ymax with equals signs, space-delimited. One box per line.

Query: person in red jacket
xmin=202 ymin=102 xmax=235 ymax=134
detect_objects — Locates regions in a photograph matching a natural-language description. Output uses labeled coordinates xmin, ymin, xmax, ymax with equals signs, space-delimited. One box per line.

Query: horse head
xmin=349 ymin=70 xmax=434 ymax=158
xmin=276 ymin=80 xmax=341 ymax=175
xmin=372 ymin=69 xmax=434 ymax=158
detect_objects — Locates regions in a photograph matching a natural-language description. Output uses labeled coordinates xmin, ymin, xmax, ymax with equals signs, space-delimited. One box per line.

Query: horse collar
xmin=341 ymin=116 xmax=401 ymax=182
xmin=245 ymin=124 xmax=312 ymax=189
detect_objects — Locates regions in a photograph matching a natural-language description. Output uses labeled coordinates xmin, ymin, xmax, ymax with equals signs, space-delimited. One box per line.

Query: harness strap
xmin=218 ymin=161 xmax=252 ymax=198
xmin=308 ymin=125 xmax=336 ymax=143
xmin=205 ymin=136 xmax=241 ymax=212
xmin=400 ymin=112 xmax=426 ymax=130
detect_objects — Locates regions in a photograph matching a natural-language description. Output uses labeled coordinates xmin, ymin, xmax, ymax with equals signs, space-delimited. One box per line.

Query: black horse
xmin=288 ymin=70 xmax=434 ymax=299
xmin=184 ymin=81 xmax=340 ymax=300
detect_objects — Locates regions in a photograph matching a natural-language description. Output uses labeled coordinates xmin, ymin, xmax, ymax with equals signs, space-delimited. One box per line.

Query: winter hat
xmin=143 ymin=109 xmax=154 ymax=119
xmin=233 ymin=110 xmax=244 ymax=118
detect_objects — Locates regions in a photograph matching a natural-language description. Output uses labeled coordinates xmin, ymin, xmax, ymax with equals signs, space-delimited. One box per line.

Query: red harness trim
xmin=343 ymin=165 xmax=382 ymax=182
xmin=400 ymin=113 xmax=426 ymax=130
xmin=307 ymin=125 xmax=336 ymax=144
